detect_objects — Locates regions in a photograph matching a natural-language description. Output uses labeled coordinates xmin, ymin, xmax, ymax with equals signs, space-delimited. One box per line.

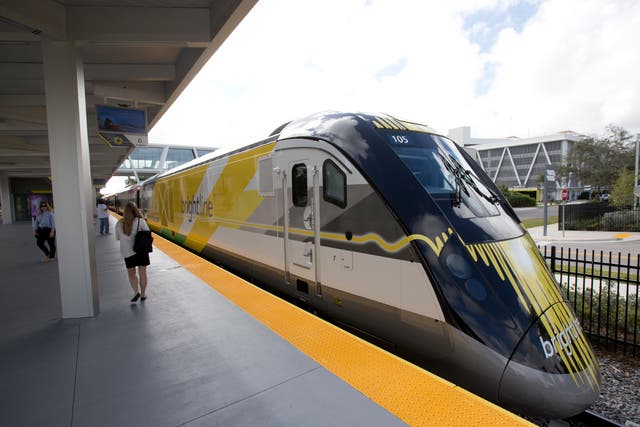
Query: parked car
xmin=599 ymin=193 xmax=610 ymax=202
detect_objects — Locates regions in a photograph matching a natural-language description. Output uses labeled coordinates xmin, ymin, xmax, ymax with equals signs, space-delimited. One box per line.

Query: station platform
xmin=0 ymin=216 xmax=532 ymax=427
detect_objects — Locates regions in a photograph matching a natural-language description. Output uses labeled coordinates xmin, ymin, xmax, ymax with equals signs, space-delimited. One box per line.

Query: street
xmin=513 ymin=205 xmax=551 ymax=221
xmin=514 ymin=206 xmax=640 ymax=258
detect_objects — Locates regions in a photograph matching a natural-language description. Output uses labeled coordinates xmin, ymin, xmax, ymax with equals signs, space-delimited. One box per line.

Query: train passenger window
xmin=292 ymin=164 xmax=308 ymax=207
xmin=323 ymin=160 xmax=346 ymax=208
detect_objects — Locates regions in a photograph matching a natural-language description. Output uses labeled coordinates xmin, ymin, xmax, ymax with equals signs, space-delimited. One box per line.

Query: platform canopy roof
xmin=0 ymin=0 xmax=256 ymax=183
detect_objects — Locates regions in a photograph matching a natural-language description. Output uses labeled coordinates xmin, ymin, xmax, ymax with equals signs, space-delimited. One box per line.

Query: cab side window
xmin=292 ymin=163 xmax=308 ymax=207
xmin=323 ymin=160 xmax=346 ymax=208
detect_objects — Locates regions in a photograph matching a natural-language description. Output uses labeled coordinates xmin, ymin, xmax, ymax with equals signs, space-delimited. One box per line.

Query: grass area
xmin=522 ymin=216 xmax=558 ymax=229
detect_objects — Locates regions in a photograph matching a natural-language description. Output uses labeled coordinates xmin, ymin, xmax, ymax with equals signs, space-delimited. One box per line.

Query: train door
xmin=282 ymin=158 xmax=322 ymax=299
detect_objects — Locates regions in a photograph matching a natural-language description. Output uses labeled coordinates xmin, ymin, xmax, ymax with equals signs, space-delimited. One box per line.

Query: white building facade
xmin=448 ymin=127 xmax=584 ymax=201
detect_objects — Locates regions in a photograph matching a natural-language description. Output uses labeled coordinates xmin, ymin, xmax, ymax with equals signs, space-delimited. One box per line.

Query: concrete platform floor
xmin=0 ymin=218 xmax=405 ymax=427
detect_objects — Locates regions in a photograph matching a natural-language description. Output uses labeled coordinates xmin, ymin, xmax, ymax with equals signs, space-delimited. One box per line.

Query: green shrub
xmin=561 ymin=281 xmax=639 ymax=348
xmin=497 ymin=184 xmax=538 ymax=207
xmin=602 ymin=210 xmax=640 ymax=231
xmin=505 ymin=191 xmax=537 ymax=207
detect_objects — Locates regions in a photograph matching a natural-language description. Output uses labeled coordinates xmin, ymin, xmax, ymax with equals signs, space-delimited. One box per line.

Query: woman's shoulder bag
xmin=133 ymin=218 xmax=153 ymax=253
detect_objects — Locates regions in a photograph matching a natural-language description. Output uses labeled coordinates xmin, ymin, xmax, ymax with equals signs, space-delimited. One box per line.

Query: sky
xmin=105 ymin=0 xmax=640 ymax=191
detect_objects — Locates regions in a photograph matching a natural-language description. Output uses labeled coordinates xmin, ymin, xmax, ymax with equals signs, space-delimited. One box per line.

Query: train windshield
xmin=389 ymin=133 xmax=499 ymax=218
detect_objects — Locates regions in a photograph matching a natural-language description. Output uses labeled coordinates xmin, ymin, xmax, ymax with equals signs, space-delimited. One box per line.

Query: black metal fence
xmin=558 ymin=203 xmax=640 ymax=231
xmin=539 ymin=246 xmax=639 ymax=356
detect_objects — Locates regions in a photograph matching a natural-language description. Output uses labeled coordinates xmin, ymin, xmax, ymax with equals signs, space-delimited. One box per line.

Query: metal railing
xmin=539 ymin=246 xmax=639 ymax=356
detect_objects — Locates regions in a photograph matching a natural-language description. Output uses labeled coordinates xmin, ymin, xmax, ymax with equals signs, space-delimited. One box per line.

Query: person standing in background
xmin=33 ymin=201 xmax=56 ymax=262
xmin=97 ymin=199 xmax=110 ymax=234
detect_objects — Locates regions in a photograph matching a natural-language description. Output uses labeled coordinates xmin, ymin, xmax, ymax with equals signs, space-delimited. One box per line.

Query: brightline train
xmin=107 ymin=112 xmax=600 ymax=419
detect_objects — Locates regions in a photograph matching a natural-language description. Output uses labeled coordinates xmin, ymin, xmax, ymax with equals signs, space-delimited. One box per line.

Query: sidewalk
xmin=526 ymin=224 xmax=640 ymax=244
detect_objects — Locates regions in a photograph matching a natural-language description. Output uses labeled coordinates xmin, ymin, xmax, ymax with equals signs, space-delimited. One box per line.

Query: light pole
xmin=635 ymin=137 xmax=639 ymax=209
xmin=543 ymin=169 xmax=555 ymax=236
xmin=543 ymin=173 xmax=548 ymax=236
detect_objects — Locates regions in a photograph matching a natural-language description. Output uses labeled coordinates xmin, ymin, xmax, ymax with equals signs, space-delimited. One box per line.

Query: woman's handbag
xmin=133 ymin=218 xmax=153 ymax=253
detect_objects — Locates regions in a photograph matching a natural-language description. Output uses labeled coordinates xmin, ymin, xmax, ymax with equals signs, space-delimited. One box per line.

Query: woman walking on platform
xmin=115 ymin=202 xmax=151 ymax=302
xmin=33 ymin=201 xmax=56 ymax=262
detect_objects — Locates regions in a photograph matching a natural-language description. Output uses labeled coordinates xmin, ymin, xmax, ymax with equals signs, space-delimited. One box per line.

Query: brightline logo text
xmin=181 ymin=194 xmax=213 ymax=222
xmin=539 ymin=319 xmax=581 ymax=359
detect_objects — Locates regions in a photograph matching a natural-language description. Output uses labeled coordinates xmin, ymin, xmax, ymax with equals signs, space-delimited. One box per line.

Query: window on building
xmin=164 ymin=148 xmax=195 ymax=170
xmin=196 ymin=148 xmax=214 ymax=157
xmin=126 ymin=147 xmax=163 ymax=169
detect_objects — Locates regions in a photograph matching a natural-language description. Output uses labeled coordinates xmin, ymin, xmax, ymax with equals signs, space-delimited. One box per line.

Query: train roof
xmin=279 ymin=111 xmax=444 ymax=142
xmin=145 ymin=111 xmax=444 ymax=182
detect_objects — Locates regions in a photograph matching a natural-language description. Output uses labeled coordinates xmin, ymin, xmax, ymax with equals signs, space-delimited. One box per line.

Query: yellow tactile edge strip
xmin=150 ymin=233 xmax=533 ymax=427
xmin=613 ymin=233 xmax=631 ymax=239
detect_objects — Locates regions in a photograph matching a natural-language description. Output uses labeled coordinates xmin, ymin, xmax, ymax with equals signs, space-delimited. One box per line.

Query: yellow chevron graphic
xmin=155 ymin=163 xmax=210 ymax=231
xmin=150 ymin=143 xmax=277 ymax=252
xmin=184 ymin=142 xmax=277 ymax=252
xmin=463 ymin=235 xmax=599 ymax=390
xmin=371 ymin=115 xmax=438 ymax=134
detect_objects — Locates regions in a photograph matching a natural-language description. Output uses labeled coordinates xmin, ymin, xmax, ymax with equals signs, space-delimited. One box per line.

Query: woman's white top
xmin=115 ymin=217 xmax=150 ymax=258
xmin=34 ymin=211 xmax=55 ymax=230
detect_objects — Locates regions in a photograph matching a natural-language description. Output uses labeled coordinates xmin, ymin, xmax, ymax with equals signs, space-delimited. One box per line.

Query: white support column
xmin=524 ymin=144 xmax=542 ymax=187
xmin=0 ymin=172 xmax=13 ymax=224
xmin=505 ymin=147 xmax=522 ymax=186
xmin=42 ymin=39 xmax=100 ymax=318
xmin=493 ymin=148 xmax=507 ymax=182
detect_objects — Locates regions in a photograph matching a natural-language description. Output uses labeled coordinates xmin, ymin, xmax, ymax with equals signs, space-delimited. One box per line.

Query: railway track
xmin=564 ymin=409 xmax=625 ymax=426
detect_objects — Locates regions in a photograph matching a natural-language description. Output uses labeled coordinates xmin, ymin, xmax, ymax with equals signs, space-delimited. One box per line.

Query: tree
xmin=560 ymin=125 xmax=636 ymax=191
xmin=611 ymin=168 xmax=635 ymax=206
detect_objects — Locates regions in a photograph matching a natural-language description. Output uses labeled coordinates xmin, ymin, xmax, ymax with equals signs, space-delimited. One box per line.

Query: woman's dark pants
xmin=36 ymin=227 xmax=56 ymax=259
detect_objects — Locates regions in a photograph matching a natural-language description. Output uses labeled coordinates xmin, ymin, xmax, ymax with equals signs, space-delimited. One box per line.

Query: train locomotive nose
xmin=499 ymin=303 xmax=601 ymax=419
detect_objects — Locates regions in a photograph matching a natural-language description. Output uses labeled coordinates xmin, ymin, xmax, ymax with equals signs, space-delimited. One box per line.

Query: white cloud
xmin=150 ymin=0 xmax=640 ymax=147
xmin=472 ymin=0 xmax=640 ymax=136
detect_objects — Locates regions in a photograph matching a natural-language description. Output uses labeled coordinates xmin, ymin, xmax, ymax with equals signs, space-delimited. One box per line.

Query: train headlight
xmin=464 ymin=278 xmax=487 ymax=301
xmin=445 ymin=253 xmax=472 ymax=279
xmin=445 ymin=252 xmax=486 ymax=301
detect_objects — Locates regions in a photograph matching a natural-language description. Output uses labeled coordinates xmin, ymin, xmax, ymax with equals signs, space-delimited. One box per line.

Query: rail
xmin=565 ymin=409 xmax=625 ymax=426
